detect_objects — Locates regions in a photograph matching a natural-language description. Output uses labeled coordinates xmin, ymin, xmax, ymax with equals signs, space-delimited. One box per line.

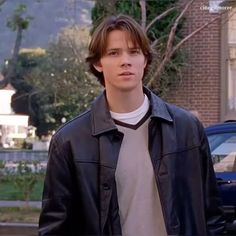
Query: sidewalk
xmin=0 ymin=222 xmax=38 ymax=236
xmin=0 ymin=200 xmax=40 ymax=235
xmin=0 ymin=200 xmax=41 ymax=208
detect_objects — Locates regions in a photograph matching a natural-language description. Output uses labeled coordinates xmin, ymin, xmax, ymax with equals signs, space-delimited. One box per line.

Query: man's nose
xmin=120 ymin=52 xmax=131 ymax=67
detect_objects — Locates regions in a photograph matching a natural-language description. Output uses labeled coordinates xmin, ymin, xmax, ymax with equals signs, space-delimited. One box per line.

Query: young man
xmin=39 ymin=15 xmax=225 ymax=235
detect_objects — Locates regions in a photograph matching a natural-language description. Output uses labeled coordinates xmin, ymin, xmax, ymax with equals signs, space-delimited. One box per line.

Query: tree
xmin=91 ymin=0 xmax=224 ymax=97
xmin=1 ymin=4 xmax=101 ymax=136
xmin=22 ymin=26 xmax=101 ymax=135
xmin=10 ymin=48 xmax=50 ymax=136
xmin=0 ymin=4 xmax=32 ymax=89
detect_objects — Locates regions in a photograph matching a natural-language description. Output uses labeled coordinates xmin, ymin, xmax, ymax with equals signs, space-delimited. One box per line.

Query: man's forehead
xmin=106 ymin=29 xmax=140 ymax=48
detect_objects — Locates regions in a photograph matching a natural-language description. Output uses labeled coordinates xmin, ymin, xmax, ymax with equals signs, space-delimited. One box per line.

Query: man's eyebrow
xmin=106 ymin=47 xmax=140 ymax=51
xmin=106 ymin=48 xmax=120 ymax=51
xmin=129 ymin=47 xmax=141 ymax=49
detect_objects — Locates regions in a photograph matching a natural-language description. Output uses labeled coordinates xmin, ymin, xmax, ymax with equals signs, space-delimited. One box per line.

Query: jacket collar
xmin=91 ymin=87 xmax=173 ymax=136
xmin=143 ymin=87 xmax=173 ymax=122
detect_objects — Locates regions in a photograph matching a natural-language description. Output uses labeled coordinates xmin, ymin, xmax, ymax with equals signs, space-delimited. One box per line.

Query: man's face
xmin=94 ymin=30 xmax=147 ymax=93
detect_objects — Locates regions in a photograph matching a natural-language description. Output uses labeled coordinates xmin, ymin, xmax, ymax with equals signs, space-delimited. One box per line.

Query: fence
xmin=0 ymin=150 xmax=48 ymax=162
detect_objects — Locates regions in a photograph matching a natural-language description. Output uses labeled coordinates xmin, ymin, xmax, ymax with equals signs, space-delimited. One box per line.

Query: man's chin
xmin=117 ymin=82 xmax=140 ymax=91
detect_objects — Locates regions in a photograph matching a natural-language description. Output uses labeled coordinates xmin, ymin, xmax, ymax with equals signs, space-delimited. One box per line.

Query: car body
xmin=205 ymin=121 xmax=236 ymax=233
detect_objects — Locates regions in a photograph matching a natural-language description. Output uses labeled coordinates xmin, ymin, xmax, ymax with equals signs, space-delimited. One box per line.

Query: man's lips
xmin=118 ymin=72 xmax=134 ymax=76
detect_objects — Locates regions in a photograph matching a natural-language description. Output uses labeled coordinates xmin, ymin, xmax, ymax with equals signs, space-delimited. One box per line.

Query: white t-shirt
xmin=110 ymin=94 xmax=149 ymax=125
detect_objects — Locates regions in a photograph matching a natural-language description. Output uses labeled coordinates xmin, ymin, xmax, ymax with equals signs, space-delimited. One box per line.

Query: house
xmin=166 ymin=0 xmax=236 ymax=126
xmin=0 ymin=74 xmax=29 ymax=147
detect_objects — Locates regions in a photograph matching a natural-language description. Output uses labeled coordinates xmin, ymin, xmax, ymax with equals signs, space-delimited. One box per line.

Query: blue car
xmin=205 ymin=121 xmax=236 ymax=233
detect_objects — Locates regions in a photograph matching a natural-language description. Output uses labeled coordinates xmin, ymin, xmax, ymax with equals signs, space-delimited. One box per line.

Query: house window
xmin=228 ymin=9 xmax=236 ymax=111
xmin=222 ymin=7 xmax=236 ymax=121
xmin=228 ymin=53 xmax=236 ymax=111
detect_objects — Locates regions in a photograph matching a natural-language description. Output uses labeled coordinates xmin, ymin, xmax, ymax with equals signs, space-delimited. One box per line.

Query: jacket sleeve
xmin=198 ymin=122 xmax=226 ymax=235
xmin=38 ymin=134 xmax=75 ymax=235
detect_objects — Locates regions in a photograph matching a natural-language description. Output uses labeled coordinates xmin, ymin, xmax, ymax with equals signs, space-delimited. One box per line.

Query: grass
xmin=0 ymin=177 xmax=44 ymax=201
xmin=0 ymin=207 xmax=40 ymax=223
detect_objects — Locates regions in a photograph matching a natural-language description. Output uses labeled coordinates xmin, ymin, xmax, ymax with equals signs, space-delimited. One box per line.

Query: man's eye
xmin=130 ymin=49 xmax=140 ymax=54
xmin=107 ymin=51 xmax=118 ymax=56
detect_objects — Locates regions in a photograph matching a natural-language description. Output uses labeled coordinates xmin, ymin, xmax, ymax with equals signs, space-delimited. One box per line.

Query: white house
xmin=0 ymin=74 xmax=29 ymax=147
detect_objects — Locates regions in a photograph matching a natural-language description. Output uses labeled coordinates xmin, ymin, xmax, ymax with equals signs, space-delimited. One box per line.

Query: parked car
xmin=205 ymin=121 xmax=236 ymax=234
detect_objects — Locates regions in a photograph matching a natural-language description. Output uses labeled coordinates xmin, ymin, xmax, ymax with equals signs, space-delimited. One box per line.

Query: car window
xmin=207 ymin=133 xmax=236 ymax=173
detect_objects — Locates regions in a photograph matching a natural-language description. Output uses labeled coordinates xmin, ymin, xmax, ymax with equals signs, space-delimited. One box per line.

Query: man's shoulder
xmin=163 ymin=101 xmax=205 ymax=145
xmin=53 ymin=109 xmax=92 ymax=140
xmin=146 ymin=88 xmax=198 ymax=125
xmin=165 ymin=102 xmax=195 ymax=121
xmin=151 ymin=94 xmax=198 ymax=124
xmin=162 ymin=100 xmax=203 ymax=131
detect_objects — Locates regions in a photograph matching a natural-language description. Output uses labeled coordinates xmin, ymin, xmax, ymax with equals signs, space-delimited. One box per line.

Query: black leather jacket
xmin=39 ymin=88 xmax=225 ymax=235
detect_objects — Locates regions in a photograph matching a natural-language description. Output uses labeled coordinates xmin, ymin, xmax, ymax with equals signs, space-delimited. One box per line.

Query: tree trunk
xmin=139 ymin=0 xmax=146 ymax=29
xmin=0 ymin=26 xmax=23 ymax=89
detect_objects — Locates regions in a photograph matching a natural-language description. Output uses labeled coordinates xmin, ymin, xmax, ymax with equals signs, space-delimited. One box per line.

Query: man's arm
xmin=38 ymin=135 xmax=75 ymax=235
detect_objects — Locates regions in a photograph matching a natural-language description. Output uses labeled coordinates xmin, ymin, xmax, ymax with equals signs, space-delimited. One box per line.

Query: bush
xmin=3 ymin=160 xmax=46 ymax=206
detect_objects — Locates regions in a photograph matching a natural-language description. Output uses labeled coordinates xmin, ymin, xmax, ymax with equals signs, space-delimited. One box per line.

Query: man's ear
xmin=93 ymin=61 xmax=103 ymax=73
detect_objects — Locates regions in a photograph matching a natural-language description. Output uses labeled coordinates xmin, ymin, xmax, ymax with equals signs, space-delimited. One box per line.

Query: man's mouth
xmin=119 ymin=72 xmax=134 ymax=76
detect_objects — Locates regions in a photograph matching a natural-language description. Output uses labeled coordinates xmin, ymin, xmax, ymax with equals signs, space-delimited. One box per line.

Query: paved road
xmin=0 ymin=200 xmax=41 ymax=208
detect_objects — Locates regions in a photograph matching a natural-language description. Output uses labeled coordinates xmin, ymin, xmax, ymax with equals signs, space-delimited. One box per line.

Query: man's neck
xmin=106 ymin=87 xmax=145 ymax=113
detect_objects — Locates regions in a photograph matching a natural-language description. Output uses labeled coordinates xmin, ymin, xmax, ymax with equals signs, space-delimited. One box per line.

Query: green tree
xmin=10 ymin=48 xmax=50 ymax=136
xmin=6 ymin=25 xmax=101 ymax=136
xmin=23 ymin=26 xmax=101 ymax=135
xmin=1 ymin=4 xmax=33 ymax=89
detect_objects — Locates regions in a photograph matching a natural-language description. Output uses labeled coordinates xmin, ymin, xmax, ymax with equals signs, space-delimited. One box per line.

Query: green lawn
xmin=0 ymin=207 xmax=40 ymax=223
xmin=0 ymin=178 xmax=44 ymax=201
